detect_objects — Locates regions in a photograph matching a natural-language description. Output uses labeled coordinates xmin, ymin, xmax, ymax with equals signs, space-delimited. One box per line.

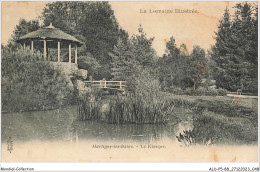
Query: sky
xmin=1 ymin=1 xmax=257 ymax=56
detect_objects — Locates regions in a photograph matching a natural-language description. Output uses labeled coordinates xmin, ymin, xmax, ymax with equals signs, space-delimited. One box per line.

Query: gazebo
xmin=16 ymin=23 xmax=83 ymax=64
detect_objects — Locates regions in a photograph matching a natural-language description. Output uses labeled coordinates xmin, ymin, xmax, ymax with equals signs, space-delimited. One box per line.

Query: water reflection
xmin=2 ymin=106 xmax=257 ymax=145
xmin=71 ymin=120 xmax=179 ymax=142
xmin=1 ymin=106 xmax=180 ymax=143
xmin=1 ymin=108 xmax=75 ymax=142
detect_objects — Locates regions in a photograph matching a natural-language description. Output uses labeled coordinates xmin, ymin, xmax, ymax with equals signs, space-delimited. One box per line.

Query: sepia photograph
xmin=0 ymin=0 xmax=258 ymax=169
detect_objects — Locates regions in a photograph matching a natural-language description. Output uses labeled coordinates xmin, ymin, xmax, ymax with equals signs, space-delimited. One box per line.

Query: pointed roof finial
xmin=46 ymin=22 xmax=55 ymax=28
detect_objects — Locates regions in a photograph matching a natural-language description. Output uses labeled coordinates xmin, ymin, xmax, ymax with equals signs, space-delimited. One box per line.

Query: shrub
xmin=164 ymin=86 xmax=181 ymax=94
xmin=183 ymin=87 xmax=227 ymax=96
xmin=77 ymin=54 xmax=101 ymax=79
xmin=206 ymin=89 xmax=219 ymax=96
xmin=1 ymin=50 xmax=76 ymax=112
xmin=217 ymin=88 xmax=228 ymax=96
xmin=167 ymin=86 xmax=184 ymax=95
xmin=185 ymin=87 xmax=193 ymax=95
xmin=173 ymin=87 xmax=184 ymax=95
xmin=192 ymin=87 xmax=207 ymax=96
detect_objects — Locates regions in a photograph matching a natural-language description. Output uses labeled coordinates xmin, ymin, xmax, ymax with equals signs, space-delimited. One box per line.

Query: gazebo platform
xmin=50 ymin=62 xmax=79 ymax=76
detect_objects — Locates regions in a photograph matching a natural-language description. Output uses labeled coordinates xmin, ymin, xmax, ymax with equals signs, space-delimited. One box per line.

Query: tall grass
xmin=78 ymin=68 xmax=175 ymax=124
xmin=78 ymin=96 xmax=102 ymax=121
xmin=78 ymin=92 xmax=173 ymax=124
xmin=77 ymin=90 xmax=103 ymax=121
xmin=106 ymin=93 xmax=173 ymax=124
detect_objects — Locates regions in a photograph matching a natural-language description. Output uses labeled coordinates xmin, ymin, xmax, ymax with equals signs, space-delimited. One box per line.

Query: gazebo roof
xmin=16 ymin=23 xmax=83 ymax=47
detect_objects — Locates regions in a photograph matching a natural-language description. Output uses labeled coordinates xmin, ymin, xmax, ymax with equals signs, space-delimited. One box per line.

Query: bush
xmin=77 ymin=54 xmax=101 ymax=80
xmin=166 ymin=86 xmax=184 ymax=95
xmin=183 ymin=87 xmax=227 ymax=96
xmin=126 ymin=66 xmax=161 ymax=96
xmin=1 ymin=50 xmax=76 ymax=112
xmin=206 ymin=89 xmax=219 ymax=96
xmin=217 ymin=88 xmax=228 ymax=96
xmin=173 ymin=87 xmax=184 ymax=95
xmin=185 ymin=87 xmax=193 ymax=95
xmin=192 ymin=87 xmax=207 ymax=96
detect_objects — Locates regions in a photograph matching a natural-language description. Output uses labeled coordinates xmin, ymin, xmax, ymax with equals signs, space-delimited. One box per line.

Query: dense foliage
xmin=41 ymin=1 xmax=128 ymax=80
xmin=211 ymin=3 xmax=258 ymax=93
xmin=1 ymin=50 xmax=76 ymax=112
xmin=7 ymin=19 xmax=40 ymax=51
xmin=157 ymin=37 xmax=209 ymax=92
xmin=109 ymin=26 xmax=158 ymax=92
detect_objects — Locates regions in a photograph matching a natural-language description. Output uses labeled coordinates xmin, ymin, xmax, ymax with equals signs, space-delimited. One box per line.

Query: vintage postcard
xmin=0 ymin=0 xmax=258 ymax=170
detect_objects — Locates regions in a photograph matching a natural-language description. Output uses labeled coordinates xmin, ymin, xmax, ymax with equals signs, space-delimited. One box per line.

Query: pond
xmin=1 ymin=106 xmax=192 ymax=144
xmin=1 ymin=105 xmax=257 ymax=145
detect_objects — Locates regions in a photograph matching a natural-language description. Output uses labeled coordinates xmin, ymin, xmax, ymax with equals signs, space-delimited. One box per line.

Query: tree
xmin=110 ymin=26 xmax=156 ymax=81
xmin=232 ymin=3 xmax=258 ymax=92
xmin=109 ymin=38 xmax=132 ymax=80
xmin=189 ymin=46 xmax=208 ymax=89
xmin=157 ymin=37 xmax=193 ymax=90
xmin=7 ymin=19 xmax=40 ymax=51
xmin=159 ymin=37 xmax=179 ymax=88
xmin=211 ymin=3 xmax=257 ymax=93
xmin=41 ymin=2 xmax=88 ymax=35
xmin=158 ymin=38 xmax=209 ymax=91
xmin=128 ymin=25 xmax=156 ymax=67
xmin=78 ymin=2 xmax=123 ymax=64
xmin=41 ymin=2 xmax=129 ymax=80
xmin=210 ymin=7 xmax=233 ymax=90
xmin=179 ymin=43 xmax=189 ymax=56
xmin=165 ymin=37 xmax=180 ymax=59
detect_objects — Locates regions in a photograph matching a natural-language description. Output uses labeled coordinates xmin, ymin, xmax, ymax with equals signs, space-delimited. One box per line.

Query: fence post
xmin=119 ymin=81 xmax=122 ymax=89
xmin=100 ymin=80 xmax=102 ymax=88
xmin=104 ymin=80 xmax=107 ymax=88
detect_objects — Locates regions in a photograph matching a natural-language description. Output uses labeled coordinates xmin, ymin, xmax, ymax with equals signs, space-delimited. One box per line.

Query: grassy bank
xmin=163 ymin=93 xmax=257 ymax=116
xmin=164 ymin=93 xmax=258 ymax=145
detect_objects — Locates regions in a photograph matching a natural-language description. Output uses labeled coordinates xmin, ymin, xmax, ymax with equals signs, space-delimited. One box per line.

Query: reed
xmin=78 ymin=91 xmax=174 ymax=124
xmin=78 ymin=94 xmax=102 ymax=121
xmin=78 ymin=68 xmax=175 ymax=124
xmin=106 ymin=92 xmax=173 ymax=124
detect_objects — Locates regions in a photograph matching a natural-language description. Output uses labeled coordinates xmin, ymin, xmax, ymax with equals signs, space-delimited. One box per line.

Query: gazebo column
xmin=31 ymin=40 xmax=34 ymax=53
xmin=47 ymin=48 xmax=49 ymax=61
xmin=23 ymin=43 xmax=26 ymax=51
xmin=75 ymin=44 xmax=77 ymax=64
xmin=43 ymin=39 xmax=47 ymax=60
xmin=69 ymin=43 xmax=71 ymax=63
xmin=57 ymin=41 xmax=61 ymax=62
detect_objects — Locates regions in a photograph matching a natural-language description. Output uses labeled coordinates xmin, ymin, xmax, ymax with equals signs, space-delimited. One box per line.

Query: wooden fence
xmin=84 ymin=80 xmax=126 ymax=91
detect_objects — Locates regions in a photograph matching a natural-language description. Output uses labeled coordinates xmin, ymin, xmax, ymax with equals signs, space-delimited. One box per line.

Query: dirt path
xmin=227 ymin=94 xmax=258 ymax=99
